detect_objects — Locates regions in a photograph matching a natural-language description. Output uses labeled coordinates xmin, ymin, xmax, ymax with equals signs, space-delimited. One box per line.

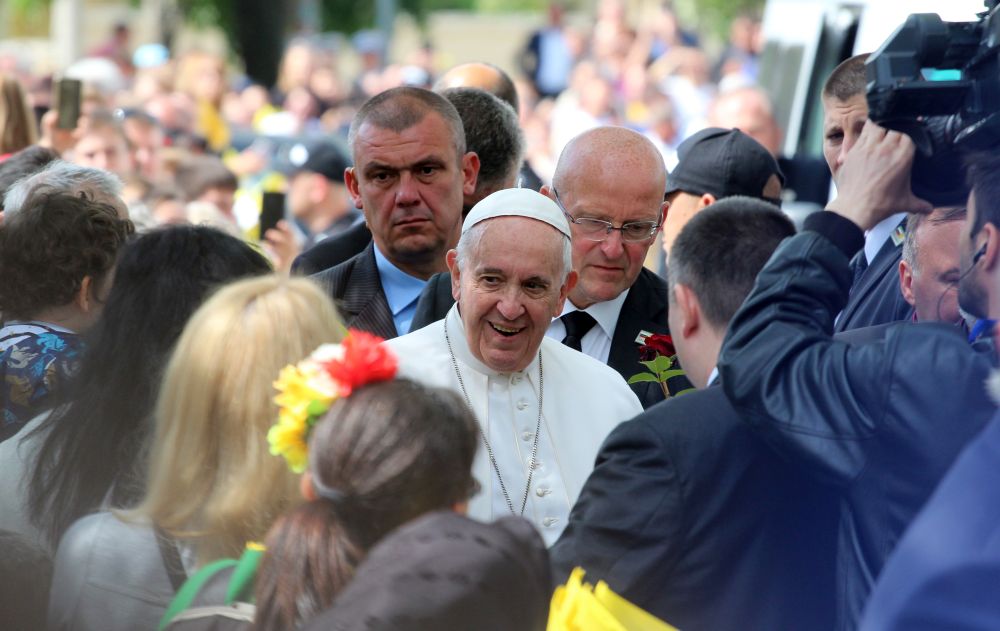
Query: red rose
xmin=638 ymin=333 xmax=675 ymax=360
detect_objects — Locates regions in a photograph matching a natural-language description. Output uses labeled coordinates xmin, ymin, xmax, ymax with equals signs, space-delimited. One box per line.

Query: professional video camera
xmin=866 ymin=0 xmax=1000 ymax=206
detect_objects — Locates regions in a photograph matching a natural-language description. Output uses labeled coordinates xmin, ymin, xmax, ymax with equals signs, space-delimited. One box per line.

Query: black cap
xmin=287 ymin=141 xmax=348 ymax=183
xmin=666 ymin=127 xmax=784 ymax=202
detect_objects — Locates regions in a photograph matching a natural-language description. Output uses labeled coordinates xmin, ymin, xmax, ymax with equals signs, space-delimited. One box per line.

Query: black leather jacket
xmin=718 ymin=211 xmax=997 ymax=631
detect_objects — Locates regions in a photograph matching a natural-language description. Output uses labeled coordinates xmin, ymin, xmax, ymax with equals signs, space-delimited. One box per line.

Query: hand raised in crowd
xmin=827 ymin=120 xmax=932 ymax=230
xmin=37 ymin=110 xmax=87 ymax=156
xmin=263 ymin=219 xmax=302 ymax=274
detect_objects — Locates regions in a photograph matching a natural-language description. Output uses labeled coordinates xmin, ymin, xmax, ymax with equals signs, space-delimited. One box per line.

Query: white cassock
xmin=385 ymin=305 xmax=642 ymax=545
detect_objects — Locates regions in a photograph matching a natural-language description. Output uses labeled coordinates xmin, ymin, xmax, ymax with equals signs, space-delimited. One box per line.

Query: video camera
xmin=866 ymin=0 xmax=1000 ymax=206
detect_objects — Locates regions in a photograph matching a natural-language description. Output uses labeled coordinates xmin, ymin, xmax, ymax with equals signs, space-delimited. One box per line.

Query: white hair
xmin=3 ymin=160 xmax=124 ymax=216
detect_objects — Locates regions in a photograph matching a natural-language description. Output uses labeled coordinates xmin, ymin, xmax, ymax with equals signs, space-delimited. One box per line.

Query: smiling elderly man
xmin=386 ymin=188 xmax=642 ymax=543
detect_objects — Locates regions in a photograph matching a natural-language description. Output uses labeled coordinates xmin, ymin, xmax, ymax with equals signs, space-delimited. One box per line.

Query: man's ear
xmin=555 ymin=270 xmax=579 ymax=316
xmin=344 ymin=166 xmax=364 ymax=210
xmin=447 ymin=249 xmax=462 ymax=302
xmin=658 ymin=200 xmax=669 ymax=227
xmin=74 ymin=276 xmax=94 ymax=313
xmin=698 ymin=193 xmax=716 ymax=209
xmin=300 ymin=472 xmax=317 ymax=501
xmin=898 ymin=259 xmax=916 ymax=308
xmin=462 ymin=152 xmax=480 ymax=197
xmin=539 ymin=185 xmax=554 ymax=201
xmin=673 ymin=282 xmax=701 ymax=339
xmin=980 ymin=223 xmax=1000 ymax=272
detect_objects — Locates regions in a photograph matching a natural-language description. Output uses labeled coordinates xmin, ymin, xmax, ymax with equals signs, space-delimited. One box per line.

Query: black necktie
xmin=850 ymin=251 xmax=869 ymax=289
xmin=560 ymin=311 xmax=597 ymax=351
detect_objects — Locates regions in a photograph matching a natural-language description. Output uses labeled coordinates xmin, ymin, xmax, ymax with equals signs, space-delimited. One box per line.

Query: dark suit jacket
xmin=834 ymin=219 xmax=913 ymax=333
xmin=292 ymin=221 xmax=372 ymax=276
xmin=311 ymin=242 xmax=397 ymax=340
xmin=549 ymin=385 xmax=839 ymax=631
xmin=410 ymin=268 xmax=683 ymax=407
xmin=858 ymin=409 xmax=1000 ymax=631
xmin=718 ymin=212 xmax=997 ymax=630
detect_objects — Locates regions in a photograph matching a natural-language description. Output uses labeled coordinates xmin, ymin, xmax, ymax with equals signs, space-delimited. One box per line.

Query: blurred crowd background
xmin=0 ymin=0 xmax=767 ymax=266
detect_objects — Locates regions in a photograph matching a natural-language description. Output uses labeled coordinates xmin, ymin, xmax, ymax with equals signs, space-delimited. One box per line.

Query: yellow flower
xmin=270 ymin=363 xmax=338 ymax=473
xmin=267 ymin=416 xmax=310 ymax=474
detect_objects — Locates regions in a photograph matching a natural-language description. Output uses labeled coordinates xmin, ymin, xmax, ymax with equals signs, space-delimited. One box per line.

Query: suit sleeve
xmin=549 ymin=417 xmax=683 ymax=602
xmin=718 ymin=213 xmax=893 ymax=486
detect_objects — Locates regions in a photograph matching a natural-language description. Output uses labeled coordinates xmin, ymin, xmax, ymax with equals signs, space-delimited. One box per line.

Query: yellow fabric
xmin=548 ymin=568 xmax=679 ymax=631
xmin=197 ymin=99 xmax=231 ymax=152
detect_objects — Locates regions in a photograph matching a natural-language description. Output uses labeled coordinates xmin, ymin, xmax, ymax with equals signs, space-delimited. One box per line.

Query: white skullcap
xmin=462 ymin=188 xmax=572 ymax=239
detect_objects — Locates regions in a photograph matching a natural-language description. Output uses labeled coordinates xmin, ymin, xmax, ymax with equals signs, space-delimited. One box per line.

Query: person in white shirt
xmin=386 ymin=188 xmax=642 ymax=544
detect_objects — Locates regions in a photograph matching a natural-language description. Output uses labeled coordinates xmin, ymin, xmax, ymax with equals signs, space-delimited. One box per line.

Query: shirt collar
xmin=560 ymin=288 xmax=630 ymax=338
xmin=707 ymin=366 xmax=720 ymax=386
xmin=864 ymin=213 xmax=907 ymax=265
xmin=446 ymin=304 xmax=541 ymax=380
xmin=373 ymin=245 xmax=428 ymax=317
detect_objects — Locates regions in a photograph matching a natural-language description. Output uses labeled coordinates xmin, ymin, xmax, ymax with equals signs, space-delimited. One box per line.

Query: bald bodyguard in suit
xmin=412 ymin=126 xmax=682 ymax=407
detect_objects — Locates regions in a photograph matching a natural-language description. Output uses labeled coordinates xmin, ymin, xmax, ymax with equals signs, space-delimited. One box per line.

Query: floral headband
xmin=268 ymin=329 xmax=398 ymax=473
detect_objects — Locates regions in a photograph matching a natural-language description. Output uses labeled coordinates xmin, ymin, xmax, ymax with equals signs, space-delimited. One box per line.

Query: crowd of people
xmin=2 ymin=1 xmax=999 ymax=630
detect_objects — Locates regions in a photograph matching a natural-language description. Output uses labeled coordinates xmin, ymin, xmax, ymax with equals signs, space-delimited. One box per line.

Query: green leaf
xmin=627 ymin=373 xmax=661 ymax=384
xmin=672 ymin=387 xmax=697 ymax=397
xmin=640 ymin=355 xmax=674 ymax=374
xmin=657 ymin=368 xmax=688 ymax=381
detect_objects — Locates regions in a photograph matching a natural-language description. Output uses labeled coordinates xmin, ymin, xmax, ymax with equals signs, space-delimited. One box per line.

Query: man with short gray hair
xmin=312 ymin=86 xmax=479 ymax=339
xmin=3 ymin=160 xmax=128 ymax=220
xmin=898 ymin=206 xmax=966 ymax=324
xmin=387 ymin=188 xmax=641 ymax=543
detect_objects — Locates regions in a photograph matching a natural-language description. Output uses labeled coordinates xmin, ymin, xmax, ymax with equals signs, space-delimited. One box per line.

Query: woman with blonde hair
xmin=46 ymin=276 xmax=345 ymax=631
xmin=0 ymin=73 xmax=38 ymax=158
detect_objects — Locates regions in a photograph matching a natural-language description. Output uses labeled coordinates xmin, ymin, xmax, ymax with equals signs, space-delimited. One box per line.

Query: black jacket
xmin=292 ymin=221 xmax=371 ymax=276
xmin=550 ymin=384 xmax=839 ymax=631
xmin=310 ymin=242 xmax=397 ymax=340
xmin=718 ymin=211 xmax=997 ymax=630
xmin=409 ymin=268 xmax=686 ymax=408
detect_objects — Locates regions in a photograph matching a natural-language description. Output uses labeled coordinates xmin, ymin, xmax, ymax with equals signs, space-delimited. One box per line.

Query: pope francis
xmin=386 ymin=188 xmax=642 ymax=544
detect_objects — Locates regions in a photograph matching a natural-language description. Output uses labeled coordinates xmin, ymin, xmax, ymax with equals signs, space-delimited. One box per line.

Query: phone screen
xmin=259 ymin=192 xmax=286 ymax=240
xmin=55 ymin=78 xmax=82 ymax=130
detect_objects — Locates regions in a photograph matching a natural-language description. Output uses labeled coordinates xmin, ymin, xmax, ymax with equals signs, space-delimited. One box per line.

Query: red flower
xmin=321 ymin=329 xmax=398 ymax=397
xmin=638 ymin=333 xmax=675 ymax=361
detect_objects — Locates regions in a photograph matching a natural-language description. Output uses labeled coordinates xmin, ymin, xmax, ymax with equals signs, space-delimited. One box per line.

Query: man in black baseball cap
xmin=661 ymin=127 xmax=784 ymax=255
xmin=264 ymin=140 xmax=359 ymax=273
xmin=285 ymin=140 xmax=358 ymax=249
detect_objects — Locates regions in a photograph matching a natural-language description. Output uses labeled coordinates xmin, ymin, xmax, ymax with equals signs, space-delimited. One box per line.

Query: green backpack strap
xmin=224 ymin=543 xmax=264 ymax=605
xmin=158 ymin=558 xmax=239 ymax=631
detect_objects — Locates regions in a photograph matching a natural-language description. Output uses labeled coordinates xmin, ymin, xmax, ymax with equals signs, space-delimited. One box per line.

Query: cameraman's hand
xmin=827 ymin=121 xmax=932 ymax=230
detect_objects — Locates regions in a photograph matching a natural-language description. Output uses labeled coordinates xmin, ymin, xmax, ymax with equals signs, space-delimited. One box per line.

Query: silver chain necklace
xmin=444 ymin=319 xmax=542 ymax=516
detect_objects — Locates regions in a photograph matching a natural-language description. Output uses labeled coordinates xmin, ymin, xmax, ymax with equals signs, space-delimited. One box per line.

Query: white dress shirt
xmin=863 ymin=213 xmax=907 ymax=265
xmin=545 ymin=289 xmax=630 ymax=364
xmin=386 ymin=305 xmax=642 ymax=545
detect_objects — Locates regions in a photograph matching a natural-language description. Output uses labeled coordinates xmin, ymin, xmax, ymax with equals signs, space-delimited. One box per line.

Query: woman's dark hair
xmin=252 ymin=379 xmax=478 ymax=631
xmin=26 ymin=224 xmax=271 ymax=548
xmin=0 ymin=191 xmax=133 ymax=319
